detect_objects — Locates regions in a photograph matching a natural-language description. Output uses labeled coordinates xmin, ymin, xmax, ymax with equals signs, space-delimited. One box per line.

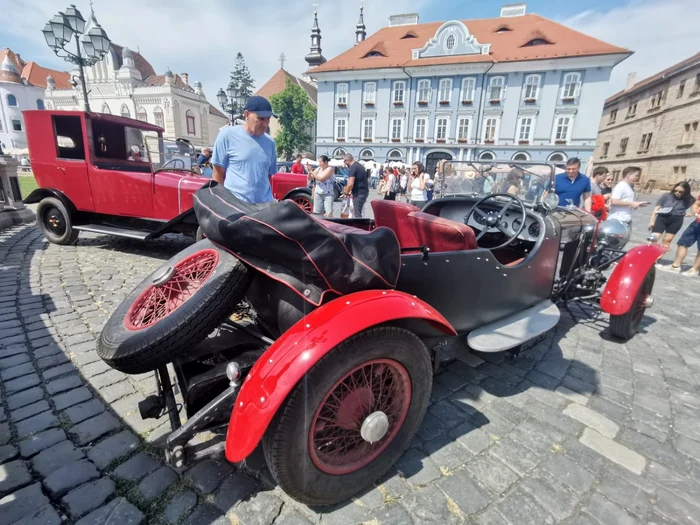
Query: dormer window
xmin=401 ymin=32 xmax=417 ymax=39
xmin=364 ymin=51 xmax=385 ymax=58
xmin=495 ymin=25 xmax=511 ymax=33
xmin=524 ymin=38 xmax=551 ymax=46
xmin=445 ymin=34 xmax=456 ymax=51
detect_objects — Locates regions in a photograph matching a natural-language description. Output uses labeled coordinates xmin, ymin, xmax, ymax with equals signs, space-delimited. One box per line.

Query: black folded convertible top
xmin=193 ymin=183 xmax=400 ymax=306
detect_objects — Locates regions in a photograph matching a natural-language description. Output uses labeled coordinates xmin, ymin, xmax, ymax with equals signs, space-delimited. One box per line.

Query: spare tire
xmin=98 ymin=239 xmax=252 ymax=374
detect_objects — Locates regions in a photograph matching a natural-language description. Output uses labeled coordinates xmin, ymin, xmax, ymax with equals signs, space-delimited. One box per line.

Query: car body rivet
xmin=495 ymin=266 xmax=500 ymax=270
xmin=260 ymin=397 xmax=265 ymax=403
xmin=304 ymin=289 xmax=311 ymax=296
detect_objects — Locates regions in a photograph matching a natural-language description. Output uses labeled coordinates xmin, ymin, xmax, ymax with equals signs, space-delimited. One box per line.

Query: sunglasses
xmin=673 ymin=190 xmax=685 ymax=194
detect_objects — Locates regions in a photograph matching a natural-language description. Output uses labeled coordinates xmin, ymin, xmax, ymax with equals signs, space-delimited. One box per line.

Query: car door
xmin=50 ymin=114 xmax=95 ymax=211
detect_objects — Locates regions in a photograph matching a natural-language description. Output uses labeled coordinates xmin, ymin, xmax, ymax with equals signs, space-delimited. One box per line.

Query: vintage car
xmin=96 ymin=160 xmax=663 ymax=506
xmin=22 ymin=110 xmax=313 ymax=243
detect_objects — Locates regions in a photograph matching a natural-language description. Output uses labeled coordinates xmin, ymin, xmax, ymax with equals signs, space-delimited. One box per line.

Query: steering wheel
xmin=465 ymin=193 xmax=527 ymax=250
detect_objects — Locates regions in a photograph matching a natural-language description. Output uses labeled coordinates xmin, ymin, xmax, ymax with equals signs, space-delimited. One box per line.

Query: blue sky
xmin=3 ymin=0 xmax=699 ymax=106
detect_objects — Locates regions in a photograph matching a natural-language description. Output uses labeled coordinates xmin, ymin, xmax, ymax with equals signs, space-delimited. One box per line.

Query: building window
xmin=612 ymin=170 xmax=621 ymax=182
xmin=608 ymin=109 xmax=618 ymax=124
xmin=120 ymin=105 xmax=130 ymax=118
xmin=393 ymin=81 xmax=405 ymax=104
xmin=517 ymin=117 xmax=533 ymax=143
xmin=154 ymin=107 xmax=164 ymax=128
xmin=461 ymin=78 xmax=475 ymax=103
xmin=678 ymin=80 xmax=686 ymax=98
xmin=601 ymin=142 xmax=610 ymax=157
xmin=479 ymin=151 xmax=495 ymax=161
xmin=562 ymin=73 xmax=580 ymax=100
xmin=523 ymin=74 xmax=540 ymax=101
xmin=681 ymin=121 xmax=698 ymax=145
xmin=335 ymin=118 xmax=347 ymax=141
xmin=548 ymin=152 xmax=567 ymax=163
xmin=391 ymin=118 xmax=403 ymax=141
xmin=136 ymin=107 xmax=148 ymax=122
xmin=101 ymin=103 xmax=111 ymax=114
xmin=639 ymin=133 xmax=652 ymax=152
xmin=336 ymin=83 xmax=348 ymax=106
xmin=333 ymin=148 xmax=347 ymax=158
xmin=12 ymin=119 xmax=22 ymax=131
xmin=445 ymin=34 xmax=456 ymax=51
xmin=695 ymin=73 xmax=700 ymax=93
xmin=364 ymin=82 xmax=376 ymax=105
xmin=457 ymin=117 xmax=470 ymax=141
xmin=0 ymin=119 xmax=3 ymax=131
xmin=626 ymin=102 xmax=637 ymax=118
xmin=618 ymin=137 xmax=629 ymax=155
xmin=438 ymin=79 xmax=452 ymax=103
xmin=7 ymin=94 xmax=17 ymax=107
xmin=414 ymin=118 xmax=426 ymax=141
xmin=417 ymin=80 xmax=431 ymax=104
xmin=362 ymin=118 xmax=374 ymax=141
xmin=186 ymin=110 xmax=196 ymax=135
xmin=360 ymin=148 xmax=375 ymax=160
xmin=512 ymin=152 xmax=530 ymax=161
xmin=484 ymin=117 xmax=498 ymax=143
xmin=554 ymin=116 xmax=571 ymax=143
xmin=435 ymin=118 xmax=448 ymax=141
xmin=488 ymin=77 xmax=505 ymax=102
xmin=36 ymin=99 xmax=45 ymax=110
xmin=649 ymin=90 xmax=664 ymax=109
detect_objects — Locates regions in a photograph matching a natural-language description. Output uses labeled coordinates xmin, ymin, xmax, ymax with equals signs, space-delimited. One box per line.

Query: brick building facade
xmin=594 ymin=53 xmax=700 ymax=189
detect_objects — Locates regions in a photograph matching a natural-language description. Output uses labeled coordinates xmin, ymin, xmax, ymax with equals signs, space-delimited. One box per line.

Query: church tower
xmin=305 ymin=5 xmax=326 ymax=68
xmin=355 ymin=3 xmax=366 ymax=45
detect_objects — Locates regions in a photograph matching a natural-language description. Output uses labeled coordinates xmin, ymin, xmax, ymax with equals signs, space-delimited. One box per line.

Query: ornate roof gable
xmin=412 ymin=21 xmax=490 ymax=60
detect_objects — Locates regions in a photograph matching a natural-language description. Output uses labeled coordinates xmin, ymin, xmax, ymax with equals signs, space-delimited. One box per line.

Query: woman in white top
xmin=308 ymin=155 xmax=335 ymax=217
xmin=409 ymin=162 xmax=428 ymax=209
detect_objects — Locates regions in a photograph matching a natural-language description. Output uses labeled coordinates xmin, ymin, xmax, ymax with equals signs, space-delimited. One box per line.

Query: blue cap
xmin=244 ymin=96 xmax=275 ymax=118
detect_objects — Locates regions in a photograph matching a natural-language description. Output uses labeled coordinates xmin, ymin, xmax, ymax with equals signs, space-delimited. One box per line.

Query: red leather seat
xmin=407 ymin=211 xmax=478 ymax=252
xmin=371 ymin=200 xmax=421 ymax=249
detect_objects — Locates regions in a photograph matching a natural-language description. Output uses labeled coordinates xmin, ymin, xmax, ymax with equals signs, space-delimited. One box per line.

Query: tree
xmin=270 ymin=78 xmax=316 ymax=160
xmin=226 ymin=53 xmax=255 ymax=115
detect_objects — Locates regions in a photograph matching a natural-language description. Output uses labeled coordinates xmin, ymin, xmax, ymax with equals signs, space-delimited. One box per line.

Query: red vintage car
xmin=22 ymin=110 xmax=312 ymax=243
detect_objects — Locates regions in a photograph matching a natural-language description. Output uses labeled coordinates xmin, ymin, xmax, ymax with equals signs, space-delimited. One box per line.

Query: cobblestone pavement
xmin=1 ymin=204 xmax=700 ymax=525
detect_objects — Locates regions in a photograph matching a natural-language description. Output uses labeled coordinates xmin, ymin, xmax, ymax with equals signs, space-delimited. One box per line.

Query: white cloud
xmin=565 ymin=0 xmax=700 ymax=94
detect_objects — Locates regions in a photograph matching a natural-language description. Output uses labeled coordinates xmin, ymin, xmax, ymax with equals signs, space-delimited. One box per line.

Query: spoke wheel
xmin=309 ymin=359 xmax=411 ymax=475
xmin=293 ymin=195 xmax=312 ymax=213
xmin=609 ymin=267 xmax=655 ymax=340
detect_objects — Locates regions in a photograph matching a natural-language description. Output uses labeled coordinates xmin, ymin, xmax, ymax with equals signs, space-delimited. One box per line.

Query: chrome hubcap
xmin=360 ymin=411 xmax=389 ymax=443
xmin=644 ymin=295 xmax=654 ymax=308
xmin=152 ymin=266 xmax=175 ymax=287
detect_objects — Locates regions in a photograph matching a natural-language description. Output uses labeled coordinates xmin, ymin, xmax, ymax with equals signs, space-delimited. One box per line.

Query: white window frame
xmin=445 ymin=34 xmax=456 ymax=51
xmin=460 ymin=77 xmax=475 ymax=102
xmin=562 ymin=73 xmax=581 ymax=100
xmin=364 ymin=82 xmax=376 ymax=105
xmin=435 ymin=117 xmax=449 ymax=141
xmin=336 ymin=83 xmax=348 ymax=105
xmin=523 ymin=74 xmax=540 ymax=101
xmin=7 ymin=94 xmax=18 ymax=107
xmin=120 ymin=105 xmax=130 ymax=118
xmin=417 ymin=79 xmax=431 ymax=104
xmin=518 ymin=116 xmax=534 ymax=142
xmin=154 ymin=107 xmax=164 ymax=128
xmin=335 ymin=118 xmax=347 ymax=141
xmin=553 ymin=115 xmax=573 ymax=143
xmin=11 ymin=119 xmax=22 ymax=132
xmin=393 ymin=81 xmax=405 ymax=104
xmin=483 ymin=117 xmax=500 ymax=143
xmin=456 ymin=117 xmax=471 ymax=142
xmin=136 ymin=107 xmax=148 ymax=123
xmin=414 ymin=117 xmax=427 ymax=141
xmin=391 ymin=118 xmax=404 ymax=141
xmin=438 ymin=79 xmax=452 ymax=103
xmin=362 ymin=117 xmax=375 ymax=141
xmin=488 ymin=76 xmax=505 ymax=102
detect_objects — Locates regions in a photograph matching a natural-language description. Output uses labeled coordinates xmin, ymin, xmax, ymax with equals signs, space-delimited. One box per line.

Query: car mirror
xmin=542 ymin=192 xmax=559 ymax=211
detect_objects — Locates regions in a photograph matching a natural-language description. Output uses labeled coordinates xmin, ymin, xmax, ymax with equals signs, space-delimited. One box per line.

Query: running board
xmin=467 ymin=300 xmax=560 ymax=353
xmin=74 ymin=224 xmax=152 ymax=240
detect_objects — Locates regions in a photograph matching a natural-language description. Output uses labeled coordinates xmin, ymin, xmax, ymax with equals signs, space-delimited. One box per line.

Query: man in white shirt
xmin=608 ymin=166 xmax=648 ymax=224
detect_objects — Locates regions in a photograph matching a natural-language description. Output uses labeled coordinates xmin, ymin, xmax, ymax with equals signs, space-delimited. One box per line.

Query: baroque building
xmin=594 ymin=52 xmax=700 ymax=188
xmin=305 ymin=3 xmax=630 ymax=174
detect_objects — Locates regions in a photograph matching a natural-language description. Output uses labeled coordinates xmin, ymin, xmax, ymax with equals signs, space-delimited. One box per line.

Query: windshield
xmin=437 ymin=160 xmax=555 ymax=206
xmin=145 ymin=136 xmax=199 ymax=173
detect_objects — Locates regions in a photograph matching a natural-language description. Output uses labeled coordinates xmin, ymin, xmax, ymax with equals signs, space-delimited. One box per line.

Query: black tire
xmin=37 ymin=197 xmax=78 ymax=245
xmin=98 ymin=239 xmax=252 ymax=374
xmin=263 ymin=327 xmax=432 ymax=506
xmin=609 ymin=267 xmax=655 ymax=340
xmin=286 ymin=191 xmax=312 ymax=214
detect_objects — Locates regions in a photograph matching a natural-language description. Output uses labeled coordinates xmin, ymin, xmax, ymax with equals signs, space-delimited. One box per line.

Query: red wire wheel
xmin=291 ymin=194 xmax=312 ymax=213
xmin=309 ymin=358 xmax=411 ymax=475
xmin=125 ymin=249 xmax=220 ymax=330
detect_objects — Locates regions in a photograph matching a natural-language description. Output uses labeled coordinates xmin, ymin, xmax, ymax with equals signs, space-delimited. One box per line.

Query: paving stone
xmin=496 ymin=487 xmax=556 ymax=525
xmin=5 ymin=372 xmax=41 ymax=394
xmin=81 ymin=360 xmax=112 ymax=378
xmin=1 ymin=362 xmax=35 ymax=381
xmin=0 ymin=459 xmax=32 ymax=496
xmin=34 ymin=344 xmax=63 ymax=359
xmin=450 ymin=423 xmax=492 ymax=456
xmin=43 ymin=458 xmax=100 ymax=497
xmin=542 ymin=453 xmax=595 ymax=493
xmin=0 ymin=444 xmax=18 ymax=464
xmin=0 ymin=422 xmax=9 ymax=446
xmin=46 ymin=374 xmax=84 ymax=395
xmin=580 ymin=428 xmax=646 ymax=475
xmin=232 ymin=491 xmax=284 ymax=525
xmin=402 ymin=483 xmax=462 ymax=525
xmin=596 ymin=471 xmax=651 ymax=518
xmin=0 ymin=352 xmax=29 ymax=369
xmin=187 ymin=458 xmax=235 ymax=493
xmin=138 ymin=465 xmax=178 ymax=503
xmin=71 ymin=412 xmax=121 ymax=445
xmin=273 ymin=508 xmax=315 ymax=525
xmin=435 ymin=468 xmax=490 ymax=516
xmin=424 ymin=435 xmax=472 ymax=471
xmin=163 ymin=490 xmax=197 ymax=524
xmin=213 ymin=471 xmax=259 ymax=514
xmin=560 ymin=438 xmax=608 ymax=475
xmin=676 ymin=435 xmax=700 ymax=463
xmin=111 ymin=451 xmax=160 ymax=481
xmin=466 ymin=453 xmax=520 ymax=495
xmin=429 ymin=399 xmax=472 ymax=428
xmin=32 ymin=440 xmax=86 ymax=477
xmin=417 ymin=412 xmax=449 ymax=441
xmin=54 ymin=386 xmax=93 ymax=410
xmin=62 ymin=477 xmax=116 ymax=519
xmin=655 ymin=487 xmax=700 ymax=525
xmin=12 ymin=504 xmax=62 ymax=525
xmin=562 ymin=403 xmax=619 ymax=438
xmin=19 ymin=428 xmax=67 ymax=457
xmin=64 ymin=398 xmax=106 ymax=425
xmin=42 ymin=362 xmax=77 ymax=380
xmin=15 ymin=410 xmax=58 ymax=438
xmin=0 ymin=482 xmax=51 ymax=523
xmin=619 ymin=428 xmax=687 ymax=472
xmin=395 ymin=448 xmax=442 ymax=487
xmin=86 ymin=430 xmax=140 ymax=470
xmin=101 ymin=381 xmax=136 ymax=403
xmin=75 ymin=497 xmax=144 ymax=525
xmin=583 ymin=492 xmax=637 ymax=525
xmin=89 ymin=369 xmax=128 ymax=389
xmin=181 ymin=504 xmax=229 ymax=525
xmin=488 ymin=437 xmax=541 ymax=477
xmin=36 ymin=352 xmax=70 ymax=370
xmin=6 ymin=386 xmax=44 ymax=410
xmin=521 ymin=469 xmax=579 ymax=520
xmin=10 ymin=399 xmax=50 ymax=423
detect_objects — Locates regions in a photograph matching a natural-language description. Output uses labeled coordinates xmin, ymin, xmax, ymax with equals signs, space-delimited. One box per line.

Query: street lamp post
xmin=42 ymin=4 xmax=111 ymax=112
xmin=216 ymin=85 xmax=246 ymax=125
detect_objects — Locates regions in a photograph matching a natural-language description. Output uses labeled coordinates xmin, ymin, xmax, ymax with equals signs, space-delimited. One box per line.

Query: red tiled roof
xmin=308 ymin=14 xmax=630 ymax=74
xmin=605 ymin=51 xmax=700 ymax=105
xmin=255 ymin=69 xmax=317 ymax=105
xmin=111 ymin=44 xmax=156 ymax=80
xmin=21 ymin=62 xmax=71 ymax=89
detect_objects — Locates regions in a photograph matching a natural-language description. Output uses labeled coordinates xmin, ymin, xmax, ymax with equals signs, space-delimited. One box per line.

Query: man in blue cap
xmin=211 ymin=96 xmax=277 ymax=204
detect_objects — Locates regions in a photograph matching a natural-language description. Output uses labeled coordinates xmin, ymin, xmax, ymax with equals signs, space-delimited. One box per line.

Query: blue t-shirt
xmin=555 ymin=172 xmax=591 ymax=207
xmin=212 ymin=126 xmax=276 ymax=204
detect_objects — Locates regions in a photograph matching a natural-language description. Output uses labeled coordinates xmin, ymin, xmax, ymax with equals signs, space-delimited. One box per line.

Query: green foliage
xmin=269 ymin=78 xmax=317 ymax=160
xmin=226 ymin=53 xmax=256 ymax=115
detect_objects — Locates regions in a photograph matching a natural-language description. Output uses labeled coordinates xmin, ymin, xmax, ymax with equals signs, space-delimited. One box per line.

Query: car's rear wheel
xmin=37 ymin=197 xmax=78 ymax=245
xmin=609 ymin=267 xmax=655 ymax=340
xmin=287 ymin=191 xmax=312 ymax=213
xmin=98 ymin=239 xmax=252 ymax=374
xmin=263 ymin=327 xmax=432 ymax=506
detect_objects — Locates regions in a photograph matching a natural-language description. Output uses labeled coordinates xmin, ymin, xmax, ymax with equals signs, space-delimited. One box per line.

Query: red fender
xmin=600 ymin=243 xmax=666 ymax=315
xmin=224 ymin=289 xmax=456 ymax=463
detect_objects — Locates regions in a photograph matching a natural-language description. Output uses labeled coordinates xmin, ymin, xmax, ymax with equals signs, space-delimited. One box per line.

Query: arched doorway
xmin=478 ymin=151 xmax=496 ymax=161
xmin=333 ymin=148 xmax=347 ymax=160
xmin=425 ymin=151 xmax=453 ymax=177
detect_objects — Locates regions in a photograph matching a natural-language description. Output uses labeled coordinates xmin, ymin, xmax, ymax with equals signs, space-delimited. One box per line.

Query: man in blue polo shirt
xmin=554 ymin=158 xmax=592 ymax=212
